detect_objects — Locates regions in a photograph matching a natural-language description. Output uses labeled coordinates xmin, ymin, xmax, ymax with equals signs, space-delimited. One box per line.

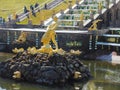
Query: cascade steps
xmin=96 ymin=28 xmax=120 ymax=51
xmin=53 ymin=0 xmax=118 ymax=30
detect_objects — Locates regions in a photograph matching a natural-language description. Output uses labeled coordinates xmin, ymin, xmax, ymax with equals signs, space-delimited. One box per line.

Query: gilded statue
xmin=88 ymin=19 xmax=102 ymax=30
xmin=98 ymin=2 xmax=102 ymax=11
xmin=80 ymin=11 xmax=84 ymax=21
xmin=13 ymin=71 xmax=21 ymax=79
xmin=16 ymin=31 xmax=27 ymax=43
xmin=89 ymin=6 xmax=93 ymax=13
xmin=27 ymin=47 xmax=37 ymax=55
xmin=13 ymin=16 xmax=60 ymax=55
xmin=37 ymin=16 xmax=58 ymax=55
xmin=12 ymin=48 xmax=24 ymax=53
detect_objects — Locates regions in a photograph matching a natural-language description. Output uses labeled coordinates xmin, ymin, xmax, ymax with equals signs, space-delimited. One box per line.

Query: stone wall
xmin=0 ymin=30 xmax=90 ymax=52
xmin=102 ymin=1 xmax=120 ymax=27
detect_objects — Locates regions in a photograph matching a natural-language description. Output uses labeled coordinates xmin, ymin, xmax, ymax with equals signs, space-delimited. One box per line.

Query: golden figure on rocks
xmin=13 ymin=71 xmax=21 ymax=79
xmin=12 ymin=48 xmax=24 ymax=53
xmin=37 ymin=16 xmax=58 ymax=55
xmin=88 ymin=19 xmax=102 ymax=30
xmin=12 ymin=16 xmax=67 ymax=56
xmin=12 ymin=16 xmax=60 ymax=55
xmin=27 ymin=47 xmax=37 ymax=55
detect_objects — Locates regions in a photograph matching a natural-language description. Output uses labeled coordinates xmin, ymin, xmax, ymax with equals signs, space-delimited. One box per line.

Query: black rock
xmin=0 ymin=52 xmax=92 ymax=85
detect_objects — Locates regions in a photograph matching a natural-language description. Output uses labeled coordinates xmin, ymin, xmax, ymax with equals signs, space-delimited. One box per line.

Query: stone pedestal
xmin=79 ymin=21 xmax=84 ymax=29
xmin=40 ymin=21 xmax=44 ymax=28
xmin=90 ymin=13 xmax=94 ymax=20
xmin=28 ymin=19 xmax=33 ymax=28
xmin=98 ymin=9 xmax=102 ymax=14
xmin=60 ymin=9 xmax=64 ymax=15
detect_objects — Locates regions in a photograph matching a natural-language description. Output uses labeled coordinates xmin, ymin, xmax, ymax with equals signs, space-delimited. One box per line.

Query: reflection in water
xmin=82 ymin=80 xmax=96 ymax=90
xmin=95 ymin=63 xmax=120 ymax=84
xmin=0 ymin=52 xmax=13 ymax=62
xmin=12 ymin=83 xmax=20 ymax=90
xmin=80 ymin=67 xmax=120 ymax=90
xmin=80 ymin=61 xmax=120 ymax=90
xmin=0 ymin=53 xmax=120 ymax=90
xmin=97 ymin=68 xmax=120 ymax=83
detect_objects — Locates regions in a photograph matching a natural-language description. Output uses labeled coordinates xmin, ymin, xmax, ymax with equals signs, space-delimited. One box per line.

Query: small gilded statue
xmin=80 ymin=11 xmax=84 ymax=21
xmin=88 ymin=19 xmax=102 ymax=30
xmin=98 ymin=2 xmax=102 ymax=11
xmin=16 ymin=31 xmax=27 ymax=43
xmin=12 ymin=48 xmax=24 ymax=53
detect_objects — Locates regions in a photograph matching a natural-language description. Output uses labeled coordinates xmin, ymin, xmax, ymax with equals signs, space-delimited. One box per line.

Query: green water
xmin=0 ymin=52 xmax=120 ymax=90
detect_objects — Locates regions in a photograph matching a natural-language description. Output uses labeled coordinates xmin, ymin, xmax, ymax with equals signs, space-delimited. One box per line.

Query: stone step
xmin=70 ymin=8 xmax=97 ymax=11
xmin=0 ymin=28 xmax=88 ymax=34
xmin=45 ymin=0 xmax=119 ymax=27
xmin=58 ymin=19 xmax=81 ymax=22
xmin=62 ymin=14 xmax=90 ymax=17
xmin=60 ymin=16 xmax=90 ymax=20
xmin=97 ymin=42 xmax=120 ymax=47
xmin=102 ymin=34 xmax=120 ymax=37
xmin=77 ymin=4 xmax=98 ymax=8
xmin=58 ymin=25 xmax=79 ymax=28
xmin=109 ymin=28 xmax=120 ymax=31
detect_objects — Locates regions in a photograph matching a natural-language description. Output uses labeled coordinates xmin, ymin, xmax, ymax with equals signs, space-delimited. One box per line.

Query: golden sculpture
xmin=88 ymin=19 xmax=102 ymax=30
xmin=13 ymin=71 xmax=21 ymax=79
xmin=98 ymin=2 xmax=102 ymax=10
xmin=27 ymin=47 xmax=37 ymax=55
xmin=13 ymin=16 xmax=81 ymax=56
xmin=89 ymin=7 xmax=93 ymax=13
xmin=12 ymin=48 xmax=24 ymax=53
xmin=16 ymin=31 xmax=27 ymax=43
xmin=74 ymin=71 xmax=81 ymax=79
xmin=80 ymin=11 xmax=84 ymax=21
xmin=70 ymin=49 xmax=81 ymax=55
xmin=37 ymin=16 xmax=58 ymax=55
xmin=56 ymin=48 xmax=66 ymax=55
xmin=13 ymin=16 xmax=59 ymax=55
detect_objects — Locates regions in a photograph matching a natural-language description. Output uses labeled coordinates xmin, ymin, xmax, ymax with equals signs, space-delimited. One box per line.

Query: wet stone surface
xmin=0 ymin=52 xmax=92 ymax=85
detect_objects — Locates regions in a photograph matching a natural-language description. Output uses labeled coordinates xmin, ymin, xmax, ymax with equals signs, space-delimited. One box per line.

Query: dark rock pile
xmin=0 ymin=52 xmax=91 ymax=85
